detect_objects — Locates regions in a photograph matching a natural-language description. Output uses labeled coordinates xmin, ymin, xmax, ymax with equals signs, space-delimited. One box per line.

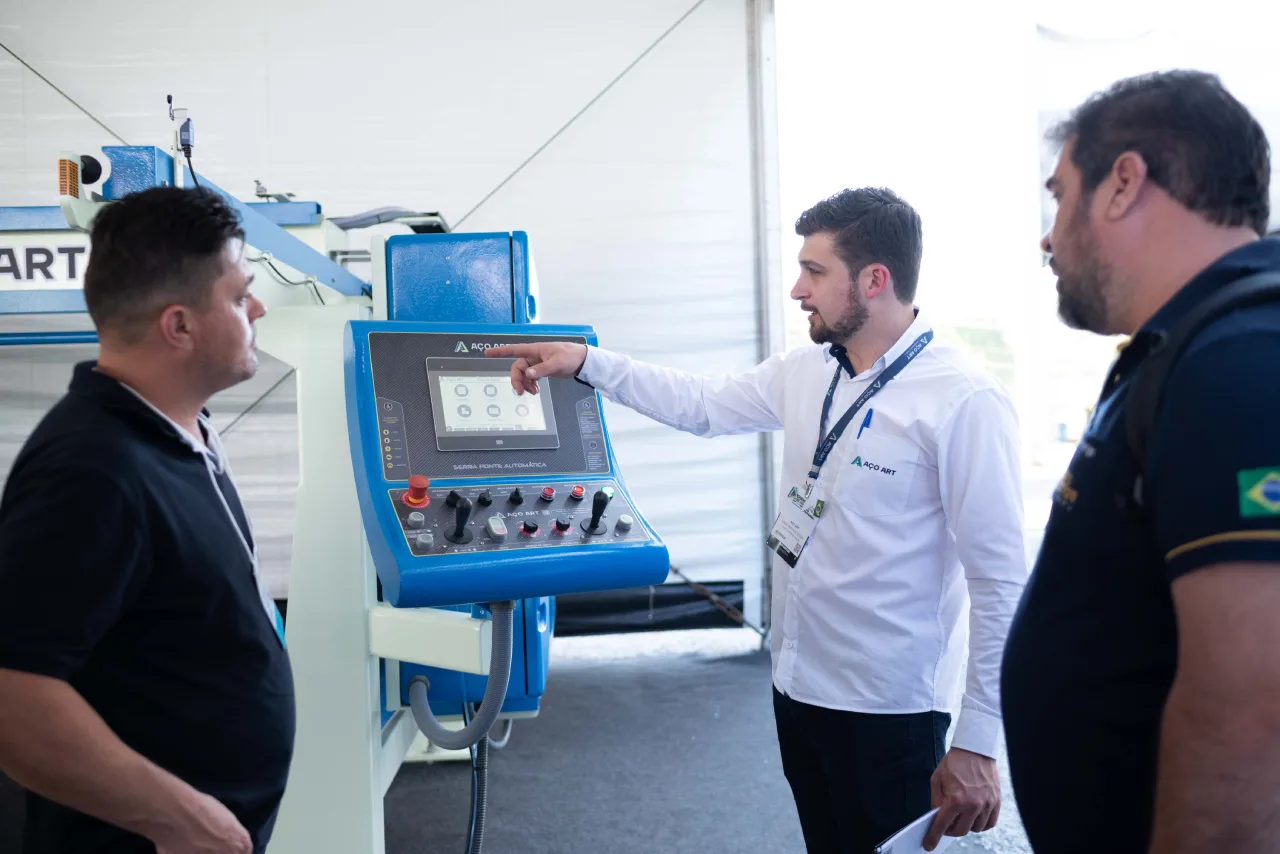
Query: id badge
xmin=767 ymin=481 xmax=825 ymax=568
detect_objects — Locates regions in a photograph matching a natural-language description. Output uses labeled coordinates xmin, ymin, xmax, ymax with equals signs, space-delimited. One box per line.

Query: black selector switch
xmin=445 ymin=490 xmax=461 ymax=508
xmin=509 ymin=488 xmax=524 ymax=505
xmin=521 ymin=520 xmax=540 ymax=536
xmin=554 ymin=517 xmax=571 ymax=534
xmin=477 ymin=490 xmax=493 ymax=507
xmin=445 ymin=496 xmax=474 ymax=544
xmin=582 ymin=489 xmax=611 ymax=536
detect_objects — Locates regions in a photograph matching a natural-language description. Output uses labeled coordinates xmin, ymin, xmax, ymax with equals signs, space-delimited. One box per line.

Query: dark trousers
xmin=773 ymin=688 xmax=950 ymax=854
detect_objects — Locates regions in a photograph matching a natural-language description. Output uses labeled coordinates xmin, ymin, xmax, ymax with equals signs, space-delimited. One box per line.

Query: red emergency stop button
xmin=402 ymin=475 xmax=431 ymax=508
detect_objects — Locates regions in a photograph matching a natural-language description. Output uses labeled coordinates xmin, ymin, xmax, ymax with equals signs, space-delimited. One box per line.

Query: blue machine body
xmin=350 ymin=233 xmax=667 ymax=720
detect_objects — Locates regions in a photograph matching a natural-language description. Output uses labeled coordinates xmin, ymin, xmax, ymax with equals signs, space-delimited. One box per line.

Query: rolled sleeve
xmin=0 ymin=466 xmax=149 ymax=680
xmin=1149 ymin=331 xmax=1280 ymax=580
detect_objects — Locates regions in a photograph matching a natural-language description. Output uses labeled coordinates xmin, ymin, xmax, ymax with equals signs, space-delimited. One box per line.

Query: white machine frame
xmin=2 ymin=138 xmax=498 ymax=853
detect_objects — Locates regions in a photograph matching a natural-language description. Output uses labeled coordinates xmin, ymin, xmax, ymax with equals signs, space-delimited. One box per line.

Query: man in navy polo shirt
xmin=1003 ymin=70 xmax=1280 ymax=852
xmin=0 ymin=187 xmax=293 ymax=853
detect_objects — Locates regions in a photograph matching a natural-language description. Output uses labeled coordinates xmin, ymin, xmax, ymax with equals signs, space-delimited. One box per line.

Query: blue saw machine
xmin=347 ymin=233 xmax=670 ymax=727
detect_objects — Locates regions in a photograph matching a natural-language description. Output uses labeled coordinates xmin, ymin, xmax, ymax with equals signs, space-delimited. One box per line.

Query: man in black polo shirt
xmin=0 ymin=187 xmax=294 ymax=854
xmin=1003 ymin=70 xmax=1280 ymax=852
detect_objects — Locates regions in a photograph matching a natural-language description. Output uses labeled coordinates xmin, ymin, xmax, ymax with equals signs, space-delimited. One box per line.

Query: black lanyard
xmin=809 ymin=330 xmax=933 ymax=479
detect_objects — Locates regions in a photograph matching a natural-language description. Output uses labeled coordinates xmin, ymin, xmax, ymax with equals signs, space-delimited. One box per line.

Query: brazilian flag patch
xmin=1238 ymin=468 xmax=1280 ymax=517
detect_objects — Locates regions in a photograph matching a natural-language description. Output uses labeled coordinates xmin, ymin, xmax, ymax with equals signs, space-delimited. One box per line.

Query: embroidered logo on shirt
xmin=1053 ymin=472 xmax=1079 ymax=510
xmin=1239 ymin=468 xmax=1280 ymax=517
xmin=850 ymin=456 xmax=897 ymax=476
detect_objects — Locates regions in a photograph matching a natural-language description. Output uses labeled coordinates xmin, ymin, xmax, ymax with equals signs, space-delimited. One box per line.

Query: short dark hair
xmin=1051 ymin=70 xmax=1271 ymax=235
xmin=84 ymin=186 xmax=245 ymax=341
xmin=795 ymin=188 xmax=923 ymax=302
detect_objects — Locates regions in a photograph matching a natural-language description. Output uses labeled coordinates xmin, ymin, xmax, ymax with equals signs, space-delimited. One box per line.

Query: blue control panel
xmin=344 ymin=320 xmax=670 ymax=609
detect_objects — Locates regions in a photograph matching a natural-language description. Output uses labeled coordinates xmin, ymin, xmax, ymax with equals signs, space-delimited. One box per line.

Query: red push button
xmin=541 ymin=487 xmax=556 ymax=502
xmin=402 ymin=475 xmax=431 ymax=508
xmin=570 ymin=485 xmax=585 ymax=501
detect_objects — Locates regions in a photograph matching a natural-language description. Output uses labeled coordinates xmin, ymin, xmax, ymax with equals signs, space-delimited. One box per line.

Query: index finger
xmin=484 ymin=344 xmax=537 ymax=359
xmin=923 ymin=806 xmax=958 ymax=851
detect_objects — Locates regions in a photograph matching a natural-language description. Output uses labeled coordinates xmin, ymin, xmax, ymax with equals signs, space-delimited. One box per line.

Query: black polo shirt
xmin=1002 ymin=238 xmax=1280 ymax=852
xmin=0 ymin=363 xmax=295 ymax=854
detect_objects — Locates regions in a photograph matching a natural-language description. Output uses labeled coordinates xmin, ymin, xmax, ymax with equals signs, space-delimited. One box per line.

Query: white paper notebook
xmin=874 ymin=809 xmax=956 ymax=854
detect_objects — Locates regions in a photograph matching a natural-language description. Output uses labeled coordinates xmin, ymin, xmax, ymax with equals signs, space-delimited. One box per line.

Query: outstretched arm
xmin=485 ymin=342 xmax=788 ymax=438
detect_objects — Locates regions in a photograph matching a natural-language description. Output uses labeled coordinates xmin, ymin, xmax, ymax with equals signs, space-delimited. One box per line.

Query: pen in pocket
xmin=857 ymin=408 xmax=874 ymax=439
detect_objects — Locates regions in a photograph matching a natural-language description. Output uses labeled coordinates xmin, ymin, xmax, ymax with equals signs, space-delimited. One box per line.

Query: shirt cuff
xmin=949 ymin=704 xmax=1002 ymax=759
xmin=575 ymin=345 xmax=619 ymax=391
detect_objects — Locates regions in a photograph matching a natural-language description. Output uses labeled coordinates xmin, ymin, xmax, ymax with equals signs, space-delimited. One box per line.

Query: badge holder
xmin=767 ymin=478 xmax=826 ymax=568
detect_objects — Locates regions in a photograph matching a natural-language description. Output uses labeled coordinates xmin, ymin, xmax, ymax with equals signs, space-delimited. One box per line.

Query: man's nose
xmin=789 ymin=277 xmax=806 ymax=300
xmin=1040 ymin=233 xmax=1053 ymax=257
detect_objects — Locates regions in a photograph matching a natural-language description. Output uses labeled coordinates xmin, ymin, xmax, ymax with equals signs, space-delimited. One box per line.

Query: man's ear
xmin=861 ymin=264 xmax=892 ymax=300
xmin=156 ymin=305 xmax=197 ymax=352
xmin=1103 ymin=151 xmax=1150 ymax=221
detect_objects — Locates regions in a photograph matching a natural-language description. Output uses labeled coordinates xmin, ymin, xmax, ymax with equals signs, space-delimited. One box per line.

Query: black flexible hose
xmin=470 ymin=732 xmax=489 ymax=854
xmin=408 ymin=601 xmax=515 ymax=750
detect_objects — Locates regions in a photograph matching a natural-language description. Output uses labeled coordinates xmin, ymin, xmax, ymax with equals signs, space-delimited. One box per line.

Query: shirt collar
xmin=824 ymin=307 xmax=929 ymax=377
xmin=72 ymin=362 xmax=222 ymax=469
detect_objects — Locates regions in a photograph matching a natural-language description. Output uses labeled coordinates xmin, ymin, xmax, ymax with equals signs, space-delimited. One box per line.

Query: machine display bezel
xmin=426 ymin=356 xmax=561 ymax=451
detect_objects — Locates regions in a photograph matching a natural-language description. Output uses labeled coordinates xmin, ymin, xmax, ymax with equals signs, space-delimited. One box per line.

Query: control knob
xmin=509 ymin=488 xmax=524 ymax=505
xmin=521 ymin=520 xmax=540 ymax=536
xmin=554 ymin=517 xmax=571 ymax=534
xmin=445 ymin=490 xmax=462 ymax=508
xmin=477 ymin=490 xmax=493 ymax=507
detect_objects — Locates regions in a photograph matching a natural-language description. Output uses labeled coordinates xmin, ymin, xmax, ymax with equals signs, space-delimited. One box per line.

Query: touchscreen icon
xmin=457 ymin=405 xmax=472 ymax=418
xmin=484 ymin=384 xmax=498 ymax=397
xmin=515 ymin=403 xmax=530 ymax=417
xmin=454 ymin=384 xmax=469 ymax=397
xmin=487 ymin=404 xmax=501 ymax=417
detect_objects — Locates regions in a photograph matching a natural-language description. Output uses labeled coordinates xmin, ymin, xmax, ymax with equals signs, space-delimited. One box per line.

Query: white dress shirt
xmin=578 ymin=309 xmax=1027 ymax=757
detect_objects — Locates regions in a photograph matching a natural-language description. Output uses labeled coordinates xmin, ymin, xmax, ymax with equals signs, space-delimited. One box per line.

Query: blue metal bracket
xmin=0 ymin=207 xmax=75 ymax=233
xmin=93 ymin=147 xmax=367 ymax=298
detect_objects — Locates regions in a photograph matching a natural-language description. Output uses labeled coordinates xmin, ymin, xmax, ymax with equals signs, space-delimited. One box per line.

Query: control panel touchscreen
xmin=426 ymin=357 xmax=560 ymax=451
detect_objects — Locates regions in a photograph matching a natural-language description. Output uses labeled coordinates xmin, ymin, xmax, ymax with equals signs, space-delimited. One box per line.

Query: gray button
xmin=415 ymin=532 xmax=434 ymax=549
xmin=486 ymin=516 xmax=508 ymax=542
xmin=407 ymin=512 xmax=426 ymax=529
xmin=615 ymin=514 xmax=634 ymax=532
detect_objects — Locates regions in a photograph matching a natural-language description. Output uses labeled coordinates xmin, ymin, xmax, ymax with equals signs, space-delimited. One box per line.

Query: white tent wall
xmin=0 ymin=0 xmax=783 ymax=624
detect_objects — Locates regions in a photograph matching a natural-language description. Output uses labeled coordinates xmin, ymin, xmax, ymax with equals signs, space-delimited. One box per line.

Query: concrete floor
xmin=551 ymin=630 xmax=1035 ymax=854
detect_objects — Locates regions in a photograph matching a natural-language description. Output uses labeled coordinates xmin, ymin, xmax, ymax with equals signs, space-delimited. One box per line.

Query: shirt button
xmin=784 ymin=640 xmax=795 ymax=649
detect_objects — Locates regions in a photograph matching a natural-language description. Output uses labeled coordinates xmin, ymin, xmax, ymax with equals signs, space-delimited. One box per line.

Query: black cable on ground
xmin=460 ymin=703 xmax=489 ymax=854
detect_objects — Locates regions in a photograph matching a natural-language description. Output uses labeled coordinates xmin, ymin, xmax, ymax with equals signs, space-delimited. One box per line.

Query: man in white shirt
xmin=486 ymin=188 xmax=1026 ymax=853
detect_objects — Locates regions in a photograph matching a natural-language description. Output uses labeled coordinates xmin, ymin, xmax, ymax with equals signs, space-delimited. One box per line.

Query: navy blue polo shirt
xmin=1002 ymin=237 xmax=1280 ymax=853
xmin=0 ymin=363 xmax=295 ymax=854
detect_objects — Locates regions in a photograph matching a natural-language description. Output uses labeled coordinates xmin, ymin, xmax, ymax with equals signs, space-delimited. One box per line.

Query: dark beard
xmin=810 ymin=295 xmax=870 ymax=345
xmin=1053 ymin=192 xmax=1115 ymax=335
xmin=1054 ymin=247 xmax=1112 ymax=334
